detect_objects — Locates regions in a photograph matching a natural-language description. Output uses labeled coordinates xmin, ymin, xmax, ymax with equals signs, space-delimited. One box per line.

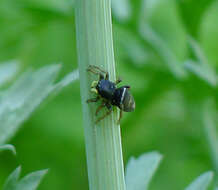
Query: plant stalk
xmin=75 ymin=1 xmax=126 ymax=190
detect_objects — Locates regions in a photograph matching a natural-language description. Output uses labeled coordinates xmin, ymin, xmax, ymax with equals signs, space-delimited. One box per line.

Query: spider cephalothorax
xmin=87 ymin=65 xmax=135 ymax=123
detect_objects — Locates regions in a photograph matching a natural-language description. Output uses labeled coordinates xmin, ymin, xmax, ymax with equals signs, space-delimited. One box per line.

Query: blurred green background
xmin=0 ymin=0 xmax=218 ymax=189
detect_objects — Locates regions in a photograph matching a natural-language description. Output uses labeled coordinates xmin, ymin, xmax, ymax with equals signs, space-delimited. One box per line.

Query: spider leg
xmin=115 ymin=77 xmax=122 ymax=85
xmin=122 ymin=85 xmax=130 ymax=89
xmin=87 ymin=67 xmax=99 ymax=75
xmin=99 ymin=73 xmax=104 ymax=80
xmin=88 ymin=65 xmax=107 ymax=74
xmin=95 ymin=102 xmax=112 ymax=123
xmin=95 ymin=109 xmax=112 ymax=123
xmin=87 ymin=65 xmax=109 ymax=80
xmin=105 ymin=72 xmax=109 ymax=80
xmin=86 ymin=96 xmax=100 ymax=103
xmin=95 ymin=102 xmax=106 ymax=116
xmin=117 ymin=109 xmax=123 ymax=124
xmin=106 ymin=102 xmax=112 ymax=110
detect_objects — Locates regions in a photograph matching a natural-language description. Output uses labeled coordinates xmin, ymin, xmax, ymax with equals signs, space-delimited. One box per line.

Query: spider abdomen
xmin=112 ymin=87 xmax=135 ymax=112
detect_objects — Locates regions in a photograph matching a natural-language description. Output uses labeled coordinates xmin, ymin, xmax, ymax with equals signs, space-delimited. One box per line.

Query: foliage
xmin=125 ymin=152 xmax=162 ymax=190
xmin=3 ymin=166 xmax=48 ymax=190
xmin=0 ymin=62 xmax=78 ymax=189
xmin=0 ymin=0 xmax=217 ymax=189
xmin=185 ymin=172 xmax=213 ymax=190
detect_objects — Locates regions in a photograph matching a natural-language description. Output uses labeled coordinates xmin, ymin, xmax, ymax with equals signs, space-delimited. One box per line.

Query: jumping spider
xmin=86 ymin=65 xmax=135 ymax=123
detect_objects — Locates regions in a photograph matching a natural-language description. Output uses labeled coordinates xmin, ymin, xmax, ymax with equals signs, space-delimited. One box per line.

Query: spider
xmin=86 ymin=65 xmax=135 ymax=123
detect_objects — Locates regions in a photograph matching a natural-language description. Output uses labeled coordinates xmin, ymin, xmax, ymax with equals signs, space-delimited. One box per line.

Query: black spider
xmin=86 ymin=65 xmax=135 ymax=123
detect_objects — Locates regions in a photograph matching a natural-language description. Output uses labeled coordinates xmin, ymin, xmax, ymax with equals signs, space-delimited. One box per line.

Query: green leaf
xmin=0 ymin=64 xmax=78 ymax=144
xmin=139 ymin=0 xmax=187 ymax=79
xmin=15 ymin=169 xmax=48 ymax=190
xmin=0 ymin=64 xmax=59 ymax=144
xmin=52 ymin=69 xmax=79 ymax=94
xmin=139 ymin=0 xmax=187 ymax=59
xmin=114 ymin=26 xmax=150 ymax=66
xmin=125 ymin=151 xmax=162 ymax=190
xmin=188 ymin=37 xmax=208 ymax=64
xmin=139 ymin=24 xmax=186 ymax=79
xmin=185 ymin=60 xmax=216 ymax=86
xmin=185 ymin=171 xmax=213 ymax=190
xmin=0 ymin=144 xmax=16 ymax=155
xmin=3 ymin=167 xmax=48 ymax=190
xmin=200 ymin=1 xmax=218 ymax=66
xmin=3 ymin=167 xmax=21 ymax=190
xmin=0 ymin=61 xmax=19 ymax=86
xmin=112 ymin=0 xmax=132 ymax=22
xmin=184 ymin=37 xmax=217 ymax=86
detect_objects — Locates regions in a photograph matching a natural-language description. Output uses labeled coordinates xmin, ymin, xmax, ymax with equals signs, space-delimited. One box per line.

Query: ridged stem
xmin=75 ymin=1 xmax=126 ymax=190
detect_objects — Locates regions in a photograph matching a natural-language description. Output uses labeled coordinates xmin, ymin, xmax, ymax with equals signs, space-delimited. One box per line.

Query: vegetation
xmin=0 ymin=0 xmax=217 ymax=189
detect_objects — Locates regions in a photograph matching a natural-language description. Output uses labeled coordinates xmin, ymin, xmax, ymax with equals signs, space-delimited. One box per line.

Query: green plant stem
xmin=75 ymin=1 xmax=126 ymax=190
